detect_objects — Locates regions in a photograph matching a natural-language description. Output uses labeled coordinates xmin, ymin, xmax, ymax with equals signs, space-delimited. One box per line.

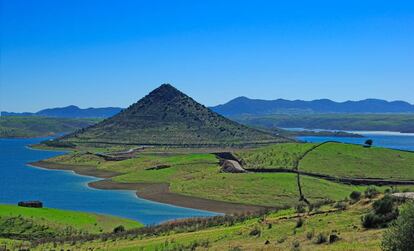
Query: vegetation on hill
xmin=28 ymin=195 xmax=413 ymax=251
xmin=0 ymin=116 xmax=100 ymax=138
xmin=55 ymin=84 xmax=286 ymax=147
xmin=231 ymin=113 xmax=414 ymax=133
xmin=382 ymin=201 xmax=414 ymax=251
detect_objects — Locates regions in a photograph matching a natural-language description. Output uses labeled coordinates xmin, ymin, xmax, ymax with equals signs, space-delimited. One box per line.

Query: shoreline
xmin=30 ymin=161 xmax=270 ymax=215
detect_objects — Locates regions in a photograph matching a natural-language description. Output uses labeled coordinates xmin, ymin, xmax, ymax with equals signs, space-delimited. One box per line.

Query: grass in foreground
xmin=0 ymin=204 xmax=142 ymax=238
xmin=33 ymin=198 xmax=391 ymax=251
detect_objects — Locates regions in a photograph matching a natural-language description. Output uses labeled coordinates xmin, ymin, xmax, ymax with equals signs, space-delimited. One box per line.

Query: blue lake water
xmin=295 ymin=130 xmax=414 ymax=151
xmin=0 ymin=137 xmax=217 ymax=225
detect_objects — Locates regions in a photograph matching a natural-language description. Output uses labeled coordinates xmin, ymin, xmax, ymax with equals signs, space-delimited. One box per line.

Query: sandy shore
xmin=30 ymin=161 xmax=269 ymax=215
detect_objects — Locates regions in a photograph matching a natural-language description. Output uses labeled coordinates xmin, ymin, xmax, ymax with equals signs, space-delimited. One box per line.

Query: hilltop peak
xmin=57 ymin=84 xmax=285 ymax=146
xmin=144 ymin=83 xmax=186 ymax=103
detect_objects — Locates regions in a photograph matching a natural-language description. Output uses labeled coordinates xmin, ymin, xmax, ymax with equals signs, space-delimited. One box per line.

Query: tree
xmin=364 ymin=139 xmax=373 ymax=148
xmin=382 ymin=201 xmax=414 ymax=251
xmin=113 ymin=225 xmax=125 ymax=234
xmin=350 ymin=191 xmax=362 ymax=201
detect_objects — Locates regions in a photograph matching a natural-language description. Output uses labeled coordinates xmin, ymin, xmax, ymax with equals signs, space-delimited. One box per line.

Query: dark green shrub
xmin=334 ymin=202 xmax=347 ymax=210
xmin=329 ymin=233 xmax=340 ymax=243
xmin=295 ymin=202 xmax=307 ymax=214
xmin=361 ymin=198 xmax=399 ymax=229
xmin=113 ymin=225 xmax=125 ymax=234
xmin=373 ymin=195 xmax=395 ymax=215
xmin=292 ymin=240 xmax=300 ymax=251
xmin=306 ymin=231 xmax=314 ymax=240
xmin=314 ymin=233 xmax=327 ymax=244
xmin=249 ymin=227 xmax=261 ymax=236
xmin=382 ymin=202 xmax=414 ymax=251
xmin=350 ymin=191 xmax=361 ymax=201
xmin=295 ymin=218 xmax=304 ymax=228
xmin=364 ymin=186 xmax=379 ymax=199
xmin=277 ymin=237 xmax=286 ymax=243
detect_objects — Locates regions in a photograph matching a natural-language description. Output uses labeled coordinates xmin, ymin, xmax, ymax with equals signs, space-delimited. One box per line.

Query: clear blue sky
xmin=1 ymin=0 xmax=413 ymax=112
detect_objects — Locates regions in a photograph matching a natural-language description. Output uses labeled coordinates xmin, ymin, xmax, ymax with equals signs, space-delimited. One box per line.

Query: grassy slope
xmin=235 ymin=143 xmax=316 ymax=169
xmin=0 ymin=204 xmax=142 ymax=236
xmin=0 ymin=116 xmax=100 ymax=138
xmin=36 ymin=200 xmax=384 ymax=251
xmin=299 ymin=142 xmax=414 ymax=180
xmin=45 ymin=150 xmax=386 ymax=208
xmin=232 ymin=113 xmax=414 ymax=133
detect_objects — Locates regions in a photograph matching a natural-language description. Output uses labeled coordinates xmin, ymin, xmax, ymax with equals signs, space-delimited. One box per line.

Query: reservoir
xmin=295 ymin=130 xmax=414 ymax=151
xmin=0 ymin=137 xmax=217 ymax=225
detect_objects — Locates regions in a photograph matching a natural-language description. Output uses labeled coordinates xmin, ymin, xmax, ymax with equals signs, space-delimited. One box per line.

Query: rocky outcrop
xmin=220 ymin=160 xmax=246 ymax=173
xmin=392 ymin=192 xmax=414 ymax=200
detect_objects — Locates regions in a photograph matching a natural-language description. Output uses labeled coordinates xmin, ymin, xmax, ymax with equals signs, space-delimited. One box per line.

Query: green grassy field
xmin=299 ymin=142 xmax=414 ymax=180
xmin=43 ymin=147 xmax=407 ymax=208
xmin=0 ymin=116 xmax=100 ymax=138
xmin=0 ymin=204 xmax=142 ymax=238
xmin=235 ymin=143 xmax=316 ymax=169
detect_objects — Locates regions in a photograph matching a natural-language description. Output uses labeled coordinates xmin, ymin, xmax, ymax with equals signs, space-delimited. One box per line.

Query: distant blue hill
xmin=211 ymin=97 xmax=414 ymax=116
xmin=1 ymin=105 xmax=123 ymax=118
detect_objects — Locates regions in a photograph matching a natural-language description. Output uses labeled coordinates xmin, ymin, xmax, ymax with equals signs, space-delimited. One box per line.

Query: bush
xmin=306 ymin=231 xmax=314 ymax=240
xmin=295 ymin=202 xmax=307 ymax=214
xmin=334 ymin=202 xmax=347 ymax=210
xmin=361 ymin=197 xmax=399 ymax=229
xmin=373 ymin=195 xmax=395 ymax=215
xmin=382 ymin=202 xmax=414 ymax=251
xmin=329 ymin=233 xmax=339 ymax=243
xmin=350 ymin=191 xmax=361 ymax=201
xmin=113 ymin=225 xmax=125 ymax=234
xmin=361 ymin=212 xmax=399 ymax=228
xmin=292 ymin=240 xmax=300 ymax=251
xmin=364 ymin=186 xmax=379 ymax=199
xmin=295 ymin=218 xmax=304 ymax=228
xmin=277 ymin=237 xmax=286 ymax=243
xmin=249 ymin=227 xmax=261 ymax=237
xmin=314 ymin=233 xmax=327 ymax=244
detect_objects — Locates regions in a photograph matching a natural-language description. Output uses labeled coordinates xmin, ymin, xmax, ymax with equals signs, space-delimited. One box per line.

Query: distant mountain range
xmin=211 ymin=97 xmax=414 ymax=116
xmin=1 ymin=105 xmax=123 ymax=118
xmin=3 ymin=98 xmax=414 ymax=119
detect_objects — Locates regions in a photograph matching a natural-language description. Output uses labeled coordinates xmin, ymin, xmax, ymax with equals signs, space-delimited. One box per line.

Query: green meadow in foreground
xmin=0 ymin=204 xmax=142 ymax=239
xmin=33 ymin=197 xmax=392 ymax=251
